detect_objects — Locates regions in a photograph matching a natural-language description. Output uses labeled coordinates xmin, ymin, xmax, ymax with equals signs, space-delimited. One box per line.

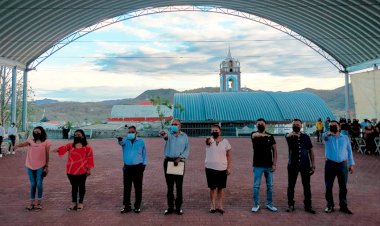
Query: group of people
xmin=16 ymin=118 xmax=355 ymax=216
xmin=15 ymin=127 xmax=94 ymax=211
xmin=316 ymin=117 xmax=380 ymax=155
xmin=0 ymin=122 xmax=18 ymax=157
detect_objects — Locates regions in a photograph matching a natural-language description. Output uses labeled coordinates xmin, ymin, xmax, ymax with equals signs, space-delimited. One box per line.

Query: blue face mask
xmin=170 ymin=125 xmax=179 ymax=134
xmin=127 ymin=133 xmax=136 ymax=140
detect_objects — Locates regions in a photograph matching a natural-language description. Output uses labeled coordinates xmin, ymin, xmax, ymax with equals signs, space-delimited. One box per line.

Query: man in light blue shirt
xmin=323 ymin=120 xmax=355 ymax=215
xmin=117 ymin=126 xmax=147 ymax=214
xmin=159 ymin=119 xmax=189 ymax=215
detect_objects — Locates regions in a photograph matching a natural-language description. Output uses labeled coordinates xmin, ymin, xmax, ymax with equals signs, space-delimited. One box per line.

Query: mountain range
xmin=29 ymin=85 xmax=354 ymax=123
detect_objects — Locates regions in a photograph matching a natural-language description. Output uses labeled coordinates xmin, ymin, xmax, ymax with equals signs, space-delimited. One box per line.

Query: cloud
xmin=91 ymin=12 xmax=338 ymax=78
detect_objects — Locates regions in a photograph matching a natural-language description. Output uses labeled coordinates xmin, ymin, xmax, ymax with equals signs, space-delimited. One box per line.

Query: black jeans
xmin=0 ymin=136 xmax=3 ymax=154
xmin=164 ymin=158 xmax=184 ymax=210
xmin=8 ymin=135 xmax=16 ymax=150
xmin=67 ymin=174 xmax=87 ymax=203
xmin=324 ymin=160 xmax=348 ymax=208
xmin=123 ymin=164 xmax=145 ymax=209
xmin=316 ymin=130 xmax=323 ymax=142
xmin=287 ymin=165 xmax=312 ymax=208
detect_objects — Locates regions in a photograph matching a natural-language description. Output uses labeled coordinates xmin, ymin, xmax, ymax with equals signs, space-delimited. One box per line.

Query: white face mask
xmin=11 ymin=125 xmax=14 ymax=127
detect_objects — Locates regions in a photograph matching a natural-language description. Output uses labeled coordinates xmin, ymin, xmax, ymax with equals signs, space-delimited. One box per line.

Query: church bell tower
xmin=219 ymin=47 xmax=241 ymax=92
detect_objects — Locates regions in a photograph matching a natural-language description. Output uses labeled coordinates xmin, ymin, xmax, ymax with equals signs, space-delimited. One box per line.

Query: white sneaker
xmin=251 ymin=205 xmax=260 ymax=212
xmin=11 ymin=151 xmax=15 ymax=155
xmin=0 ymin=154 xmax=2 ymax=158
xmin=266 ymin=204 xmax=278 ymax=212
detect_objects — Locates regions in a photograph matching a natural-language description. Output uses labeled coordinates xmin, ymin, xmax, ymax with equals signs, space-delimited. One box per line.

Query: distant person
xmin=62 ymin=126 xmax=70 ymax=139
xmin=285 ymin=119 xmax=316 ymax=214
xmin=339 ymin=118 xmax=349 ymax=136
xmin=159 ymin=119 xmax=189 ymax=215
xmin=324 ymin=117 xmax=331 ymax=133
xmin=323 ymin=121 xmax=355 ymax=214
xmin=117 ymin=126 xmax=147 ymax=214
xmin=315 ymin=118 xmax=324 ymax=142
xmin=54 ymin=129 xmax=94 ymax=211
xmin=363 ymin=125 xmax=376 ymax=154
xmin=205 ymin=124 xmax=232 ymax=214
xmin=7 ymin=122 xmax=17 ymax=154
xmin=15 ymin=126 xmax=51 ymax=211
xmin=0 ymin=123 xmax=5 ymax=158
xmin=251 ymin=118 xmax=278 ymax=213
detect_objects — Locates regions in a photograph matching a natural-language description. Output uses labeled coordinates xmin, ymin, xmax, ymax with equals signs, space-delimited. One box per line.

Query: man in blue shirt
xmin=323 ymin=120 xmax=355 ymax=214
xmin=285 ymin=119 xmax=316 ymax=214
xmin=117 ymin=126 xmax=147 ymax=214
xmin=159 ymin=119 xmax=189 ymax=215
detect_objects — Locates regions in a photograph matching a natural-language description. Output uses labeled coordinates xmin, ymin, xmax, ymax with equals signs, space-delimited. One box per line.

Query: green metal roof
xmin=0 ymin=0 xmax=379 ymax=72
xmin=173 ymin=92 xmax=335 ymax=122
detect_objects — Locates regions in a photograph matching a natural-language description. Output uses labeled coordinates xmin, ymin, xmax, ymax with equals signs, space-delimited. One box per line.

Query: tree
xmin=0 ymin=66 xmax=36 ymax=127
xmin=150 ymin=96 xmax=184 ymax=129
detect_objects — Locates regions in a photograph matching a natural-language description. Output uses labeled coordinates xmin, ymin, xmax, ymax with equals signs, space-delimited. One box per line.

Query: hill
xmin=30 ymin=85 xmax=353 ymax=123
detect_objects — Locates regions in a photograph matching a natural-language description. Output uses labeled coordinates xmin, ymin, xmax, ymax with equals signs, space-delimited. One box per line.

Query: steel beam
xmin=22 ymin=68 xmax=28 ymax=131
xmin=11 ymin=66 xmax=17 ymax=124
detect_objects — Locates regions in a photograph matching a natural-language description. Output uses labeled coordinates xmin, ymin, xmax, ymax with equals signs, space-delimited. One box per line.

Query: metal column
xmin=10 ymin=66 xmax=17 ymax=124
xmin=22 ymin=68 xmax=28 ymax=131
xmin=344 ymin=71 xmax=350 ymax=119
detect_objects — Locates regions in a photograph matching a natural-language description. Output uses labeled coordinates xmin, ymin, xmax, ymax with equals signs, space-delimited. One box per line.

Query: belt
xmin=165 ymin=157 xmax=178 ymax=161
xmin=326 ymin=159 xmax=347 ymax=164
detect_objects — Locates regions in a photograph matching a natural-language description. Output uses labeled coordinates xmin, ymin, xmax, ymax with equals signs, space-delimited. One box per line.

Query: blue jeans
xmin=253 ymin=167 xmax=273 ymax=206
xmin=27 ymin=167 xmax=44 ymax=200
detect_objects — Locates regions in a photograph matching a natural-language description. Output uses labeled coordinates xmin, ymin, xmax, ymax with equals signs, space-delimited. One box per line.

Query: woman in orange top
xmin=55 ymin=129 xmax=94 ymax=211
xmin=15 ymin=126 xmax=51 ymax=211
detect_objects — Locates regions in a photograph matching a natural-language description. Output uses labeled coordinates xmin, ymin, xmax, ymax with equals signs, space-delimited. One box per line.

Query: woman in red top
xmin=55 ymin=129 xmax=94 ymax=211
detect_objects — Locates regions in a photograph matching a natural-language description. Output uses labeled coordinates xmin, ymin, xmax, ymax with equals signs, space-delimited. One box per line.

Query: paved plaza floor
xmin=0 ymin=137 xmax=379 ymax=226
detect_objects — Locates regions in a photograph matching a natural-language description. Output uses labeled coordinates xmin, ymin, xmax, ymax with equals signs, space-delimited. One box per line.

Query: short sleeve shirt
xmin=205 ymin=138 xmax=231 ymax=171
xmin=251 ymin=132 xmax=276 ymax=167
xmin=25 ymin=139 xmax=51 ymax=170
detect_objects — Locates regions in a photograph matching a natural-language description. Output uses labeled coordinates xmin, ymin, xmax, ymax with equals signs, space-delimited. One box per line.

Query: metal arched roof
xmin=173 ymin=92 xmax=335 ymax=122
xmin=0 ymin=0 xmax=379 ymax=72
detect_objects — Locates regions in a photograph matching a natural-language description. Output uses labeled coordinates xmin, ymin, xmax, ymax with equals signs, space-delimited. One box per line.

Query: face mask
xmin=292 ymin=126 xmax=301 ymax=133
xmin=74 ymin=136 xmax=82 ymax=144
xmin=11 ymin=125 xmax=14 ymax=127
xmin=127 ymin=133 xmax=136 ymax=140
xmin=257 ymin=124 xmax=265 ymax=133
xmin=330 ymin=125 xmax=338 ymax=133
xmin=170 ymin=125 xmax=179 ymax=134
xmin=211 ymin=132 xmax=219 ymax=139
xmin=33 ymin=133 xmax=41 ymax=140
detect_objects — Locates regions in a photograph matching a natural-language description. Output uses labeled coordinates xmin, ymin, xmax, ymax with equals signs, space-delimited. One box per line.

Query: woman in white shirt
xmin=205 ymin=124 xmax=232 ymax=214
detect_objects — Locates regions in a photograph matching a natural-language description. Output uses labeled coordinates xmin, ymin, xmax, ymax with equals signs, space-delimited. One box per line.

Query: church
xmin=173 ymin=48 xmax=335 ymax=136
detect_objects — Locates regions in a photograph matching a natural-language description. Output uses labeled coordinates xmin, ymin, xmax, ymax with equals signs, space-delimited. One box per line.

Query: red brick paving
xmin=0 ymin=137 xmax=379 ymax=226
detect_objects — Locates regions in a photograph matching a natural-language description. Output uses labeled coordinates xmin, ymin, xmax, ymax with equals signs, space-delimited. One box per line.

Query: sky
xmin=28 ymin=11 xmax=346 ymax=102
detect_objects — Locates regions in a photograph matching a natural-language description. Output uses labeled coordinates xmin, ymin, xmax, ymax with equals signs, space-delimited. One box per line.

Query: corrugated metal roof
xmin=111 ymin=105 xmax=172 ymax=118
xmin=173 ymin=92 xmax=335 ymax=122
xmin=0 ymin=0 xmax=379 ymax=71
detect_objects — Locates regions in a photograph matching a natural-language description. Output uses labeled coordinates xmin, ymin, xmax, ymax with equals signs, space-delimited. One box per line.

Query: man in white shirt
xmin=0 ymin=123 xmax=5 ymax=157
xmin=7 ymin=122 xmax=17 ymax=154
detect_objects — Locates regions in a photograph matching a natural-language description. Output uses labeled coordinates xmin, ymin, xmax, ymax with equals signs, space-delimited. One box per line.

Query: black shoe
xmin=120 ymin=206 xmax=132 ymax=213
xmin=164 ymin=208 xmax=174 ymax=215
xmin=339 ymin=207 xmax=353 ymax=215
xmin=134 ymin=208 xmax=141 ymax=213
xmin=216 ymin=208 xmax=225 ymax=215
xmin=176 ymin=209 xmax=184 ymax=215
xmin=324 ymin=207 xmax=334 ymax=213
xmin=209 ymin=208 xmax=216 ymax=213
xmin=286 ymin=206 xmax=295 ymax=212
xmin=305 ymin=207 xmax=316 ymax=214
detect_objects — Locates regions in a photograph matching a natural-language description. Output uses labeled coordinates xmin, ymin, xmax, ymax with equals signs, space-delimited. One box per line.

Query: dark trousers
xmin=287 ymin=165 xmax=312 ymax=208
xmin=316 ymin=130 xmax=323 ymax=142
xmin=0 ymin=136 xmax=3 ymax=154
xmin=67 ymin=174 xmax=87 ymax=203
xmin=324 ymin=160 xmax=348 ymax=208
xmin=164 ymin=159 xmax=184 ymax=210
xmin=8 ymin=135 xmax=15 ymax=150
xmin=123 ymin=164 xmax=144 ymax=209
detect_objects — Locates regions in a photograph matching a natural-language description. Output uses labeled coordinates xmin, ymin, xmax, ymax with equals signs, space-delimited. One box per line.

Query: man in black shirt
xmin=251 ymin=118 xmax=278 ymax=212
xmin=285 ymin=119 xmax=316 ymax=214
